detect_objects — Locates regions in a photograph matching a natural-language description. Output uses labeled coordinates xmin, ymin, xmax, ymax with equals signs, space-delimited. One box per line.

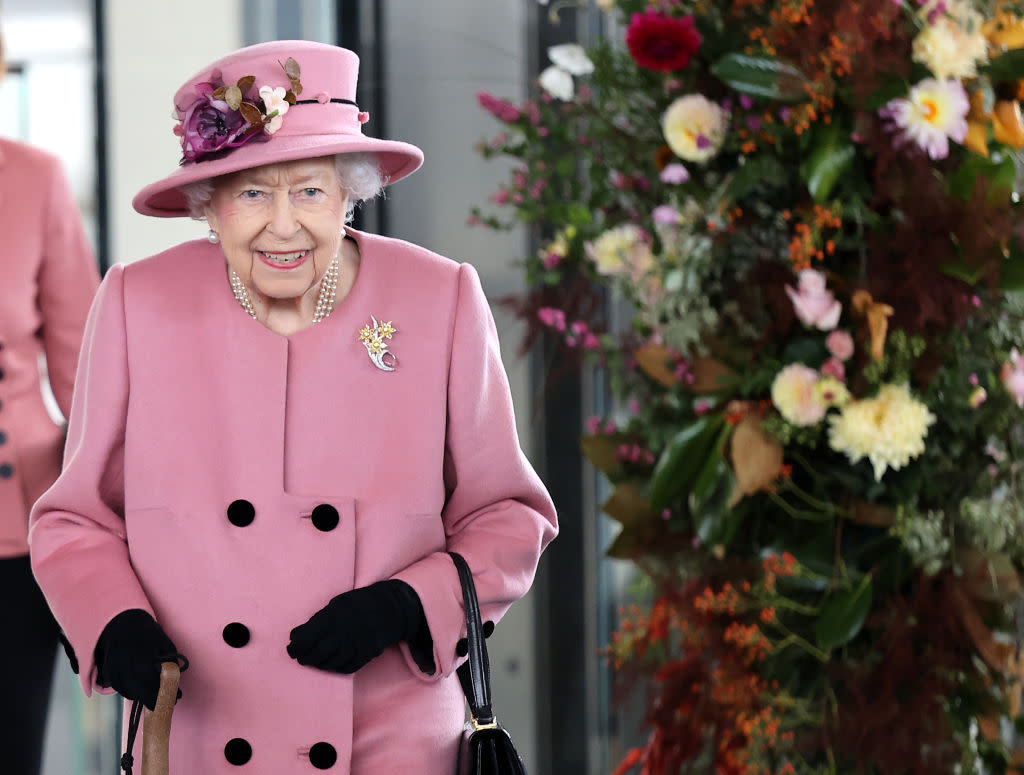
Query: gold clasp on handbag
xmin=470 ymin=715 xmax=499 ymax=731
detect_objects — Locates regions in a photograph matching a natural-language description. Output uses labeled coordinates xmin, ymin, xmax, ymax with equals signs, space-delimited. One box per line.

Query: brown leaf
xmin=602 ymin=481 xmax=654 ymax=527
xmin=727 ymin=414 xmax=782 ymax=507
xmin=283 ymin=57 xmax=301 ymax=80
xmin=690 ymin=355 xmax=736 ymax=393
xmin=948 ymin=576 xmax=1014 ymax=671
xmin=290 ymin=77 xmax=303 ymax=97
xmin=580 ymin=434 xmax=623 ymax=476
xmin=846 ymin=501 xmax=896 ymax=527
xmin=212 ymin=86 xmax=227 ymax=100
xmin=284 ymin=90 xmax=297 ymax=105
xmin=224 ymin=85 xmax=243 ymax=111
xmin=238 ymin=101 xmax=265 ymax=125
xmin=634 ymin=344 xmax=678 ymax=387
xmin=961 ymin=548 xmax=1022 ymax=603
xmin=236 ymin=75 xmax=256 ymax=96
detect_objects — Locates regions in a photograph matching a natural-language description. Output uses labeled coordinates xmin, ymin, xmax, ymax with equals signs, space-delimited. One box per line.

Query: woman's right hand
xmin=94 ymin=609 xmax=181 ymax=710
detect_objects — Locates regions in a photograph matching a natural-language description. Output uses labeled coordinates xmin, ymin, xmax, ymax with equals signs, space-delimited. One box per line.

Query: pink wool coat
xmin=0 ymin=138 xmax=98 ymax=557
xmin=29 ymin=229 xmax=557 ymax=773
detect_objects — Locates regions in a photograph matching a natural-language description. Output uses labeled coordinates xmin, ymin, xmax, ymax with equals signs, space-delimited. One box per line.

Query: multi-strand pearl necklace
xmin=229 ymin=257 xmax=340 ymax=324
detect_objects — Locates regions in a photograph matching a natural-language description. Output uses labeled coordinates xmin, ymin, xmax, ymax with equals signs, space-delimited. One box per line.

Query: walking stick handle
xmin=141 ymin=661 xmax=180 ymax=775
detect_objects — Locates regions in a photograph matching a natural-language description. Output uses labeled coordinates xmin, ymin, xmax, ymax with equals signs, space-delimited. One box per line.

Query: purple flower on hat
xmin=177 ymin=82 xmax=254 ymax=162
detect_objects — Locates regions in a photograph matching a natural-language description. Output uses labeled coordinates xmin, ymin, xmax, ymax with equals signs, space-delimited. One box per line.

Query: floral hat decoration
xmin=133 ymin=40 xmax=424 ymax=217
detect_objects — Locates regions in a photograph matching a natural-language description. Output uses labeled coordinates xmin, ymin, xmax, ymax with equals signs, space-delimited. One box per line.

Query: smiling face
xmin=205 ymin=156 xmax=348 ymax=306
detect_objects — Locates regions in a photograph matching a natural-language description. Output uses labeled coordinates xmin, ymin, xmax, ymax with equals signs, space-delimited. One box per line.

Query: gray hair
xmin=181 ymin=152 xmax=385 ymax=222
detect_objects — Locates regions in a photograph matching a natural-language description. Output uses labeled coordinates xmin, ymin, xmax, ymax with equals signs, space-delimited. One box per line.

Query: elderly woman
xmin=29 ymin=40 xmax=557 ymax=773
xmin=0 ymin=23 xmax=100 ymax=775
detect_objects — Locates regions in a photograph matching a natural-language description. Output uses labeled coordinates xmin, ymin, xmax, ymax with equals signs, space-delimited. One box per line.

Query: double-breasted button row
xmin=0 ymin=463 xmax=13 ymax=479
xmin=223 ymin=738 xmax=337 ymax=768
xmin=225 ymin=500 xmax=340 ymax=532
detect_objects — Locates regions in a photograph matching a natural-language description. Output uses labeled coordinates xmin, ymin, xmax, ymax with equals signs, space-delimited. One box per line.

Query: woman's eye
xmin=241 ymin=190 xmax=263 ymax=200
xmin=301 ymin=187 xmax=322 ymax=197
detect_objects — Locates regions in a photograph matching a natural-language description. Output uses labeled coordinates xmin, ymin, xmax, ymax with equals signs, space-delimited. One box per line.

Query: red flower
xmin=626 ymin=11 xmax=702 ymax=73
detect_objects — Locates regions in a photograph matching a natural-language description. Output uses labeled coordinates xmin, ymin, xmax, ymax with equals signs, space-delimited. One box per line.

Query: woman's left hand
xmin=286 ymin=579 xmax=427 ymax=673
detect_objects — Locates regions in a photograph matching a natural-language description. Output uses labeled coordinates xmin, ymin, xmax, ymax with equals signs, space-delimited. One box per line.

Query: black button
xmin=310 ymin=504 xmax=339 ymax=532
xmin=0 ymin=431 xmax=7 ymax=445
xmin=227 ymin=500 xmax=255 ymax=527
xmin=222 ymin=622 xmax=250 ymax=648
xmin=483 ymin=620 xmax=495 ymax=637
xmin=224 ymin=738 xmax=252 ymax=766
xmin=0 ymin=463 xmax=13 ymax=479
xmin=309 ymin=742 xmax=337 ymax=769
xmin=456 ymin=639 xmax=468 ymax=657
xmin=0 ymin=367 xmax=5 ymax=381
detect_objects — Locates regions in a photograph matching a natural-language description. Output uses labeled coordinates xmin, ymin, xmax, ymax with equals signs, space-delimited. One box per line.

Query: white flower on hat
xmin=259 ymin=85 xmax=291 ymax=134
xmin=539 ymin=43 xmax=593 ymax=101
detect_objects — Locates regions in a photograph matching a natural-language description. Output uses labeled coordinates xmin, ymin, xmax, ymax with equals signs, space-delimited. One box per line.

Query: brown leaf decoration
xmin=602 ymin=480 xmax=654 ymax=527
xmin=852 ymin=289 xmax=894 ymax=362
xmin=846 ymin=501 xmax=896 ymax=527
xmin=947 ymin=575 xmax=1014 ymax=671
xmin=283 ymin=57 xmax=301 ymax=80
xmin=727 ymin=414 xmax=783 ymax=507
xmin=284 ymin=90 xmax=297 ymax=105
xmin=224 ymin=85 xmax=243 ymax=111
xmin=236 ymin=75 xmax=256 ymax=96
xmin=290 ymin=78 xmax=303 ymax=97
xmin=580 ymin=434 xmax=623 ymax=476
xmin=238 ymin=101 xmax=265 ymax=125
xmin=690 ymin=355 xmax=736 ymax=394
xmin=634 ymin=344 xmax=678 ymax=387
xmin=212 ymin=86 xmax=227 ymax=100
xmin=960 ymin=548 xmax=1022 ymax=603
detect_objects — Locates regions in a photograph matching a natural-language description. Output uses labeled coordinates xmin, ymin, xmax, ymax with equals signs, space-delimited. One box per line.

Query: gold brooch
xmin=358 ymin=316 xmax=397 ymax=371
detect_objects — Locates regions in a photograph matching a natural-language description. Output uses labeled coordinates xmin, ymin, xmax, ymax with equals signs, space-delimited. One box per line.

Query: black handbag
xmin=449 ymin=551 xmax=528 ymax=775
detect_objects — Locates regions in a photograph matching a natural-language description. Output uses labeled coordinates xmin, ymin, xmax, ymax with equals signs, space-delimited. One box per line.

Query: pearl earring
xmin=208 ymin=229 xmax=220 ymax=244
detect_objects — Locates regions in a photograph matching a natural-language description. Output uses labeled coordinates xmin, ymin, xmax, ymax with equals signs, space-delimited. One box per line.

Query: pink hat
xmin=133 ymin=40 xmax=424 ymax=217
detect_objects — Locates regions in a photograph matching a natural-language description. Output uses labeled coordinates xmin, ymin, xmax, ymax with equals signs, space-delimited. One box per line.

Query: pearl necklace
xmin=229 ymin=257 xmax=340 ymax=324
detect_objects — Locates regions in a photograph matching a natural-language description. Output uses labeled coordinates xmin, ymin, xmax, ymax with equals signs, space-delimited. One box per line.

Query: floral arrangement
xmin=473 ymin=1 xmax=1024 ymax=773
xmin=174 ymin=56 xmax=302 ymax=163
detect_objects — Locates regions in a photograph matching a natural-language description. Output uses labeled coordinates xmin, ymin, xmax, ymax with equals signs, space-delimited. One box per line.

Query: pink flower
xmin=542 ymin=252 xmax=561 ymax=270
xmin=820 ymin=357 xmax=846 ymax=381
xmin=583 ymin=332 xmax=601 ymax=350
xmin=586 ymin=416 xmax=601 ymax=434
xmin=659 ymin=163 xmax=690 ymax=184
xmin=969 ymin=386 xmax=987 ymax=409
xmin=476 ymin=91 xmax=520 ymax=122
xmin=785 ymin=269 xmax=842 ymax=330
xmin=1001 ymin=348 xmax=1024 ymax=408
xmin=652 ymin=205 xmax=681 ymax=224
xmin=826 ymin=329 xmax=855 ymax=361
xmin=694 ymin=397 xmax=715 ymax=416
xmin=537 ymin=307 xmax=566 ymax=331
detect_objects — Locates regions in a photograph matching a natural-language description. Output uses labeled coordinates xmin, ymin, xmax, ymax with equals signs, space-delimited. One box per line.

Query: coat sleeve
xmin=28 ymin=263 xmax=156 ymax=695
xmin=36 ymin=157 xmax=100 ymax=418
xmin=390 ymin=262 xmax=558 ymax=681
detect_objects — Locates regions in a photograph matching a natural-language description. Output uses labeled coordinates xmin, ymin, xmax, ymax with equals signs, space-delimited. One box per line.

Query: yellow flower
xmin=827 ymin=384 xmax=936 ymax=481
xmin=771 ymin=364 xmax=826 ymax=426
xmin=913 ymin=0 xmax=988 ymax=80
xmin=814 ymin=376 xmax=850 ymax=408
xmin=584 ymin=224 xmax=653 ymax=279
xmin=662 ymin=94 xmax=728 ymax=163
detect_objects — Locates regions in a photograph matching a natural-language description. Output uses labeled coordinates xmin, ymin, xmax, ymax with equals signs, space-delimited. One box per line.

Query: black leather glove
xmin=94 ymin=609 xmax=180 ymax=711
xmin=287 ymin=579 xmax=432 ymax=673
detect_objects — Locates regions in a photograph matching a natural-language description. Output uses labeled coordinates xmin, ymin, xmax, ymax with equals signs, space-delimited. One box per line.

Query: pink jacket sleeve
xmin=391 ymin=262 xmax=558 ymax=681
xmin=37 ymin=158 xmax=100 ymax=418
xmin=28 ymin=263 xmax=156 ymax=695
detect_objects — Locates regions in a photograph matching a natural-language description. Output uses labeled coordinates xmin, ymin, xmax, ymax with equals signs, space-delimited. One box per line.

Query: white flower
xmin=913 ymin=0 xmax=988 ymax=81
xmin=539 ymin=66 xmax=575 ymax=101
xmin=880 ymin=78 xmax=969 ymax=160
xmin=548 ymin=44 xmax=594 ymax=76
xmin=539 ymin=44 xmax=593 ymax=101
xmin=259 ymin=85 xmax=290 ymax=135
xmin=827 ymin=384 xmax=936 ymax=480
xmin=584 ymin=224 xmax=653 ymax=280
xmin=771 ymin=364 xmax=828 ymax=426
xmin=662 ymin=94 xmax=729 ymax=163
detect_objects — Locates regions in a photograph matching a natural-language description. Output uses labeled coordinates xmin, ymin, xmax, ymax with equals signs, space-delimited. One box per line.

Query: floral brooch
xmin=174 ymin=57 xmax=303 ymax=163
xmin=359 ymin=316 xmax=398 ymax=372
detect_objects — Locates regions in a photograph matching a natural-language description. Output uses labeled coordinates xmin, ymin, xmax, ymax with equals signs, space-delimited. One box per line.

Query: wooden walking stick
xmin=141 ymin=661 xmax=180 ymax=775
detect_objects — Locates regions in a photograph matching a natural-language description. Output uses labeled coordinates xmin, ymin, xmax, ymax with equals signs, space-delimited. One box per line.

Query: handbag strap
xmin=448 ymin=551 xmax=495 ymax=726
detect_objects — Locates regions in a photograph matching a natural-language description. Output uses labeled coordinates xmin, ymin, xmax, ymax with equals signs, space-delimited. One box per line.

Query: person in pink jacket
xmin=28 ymin=39 xmax=557 ymax=774
xmin=0 ymin=25 xmax=101 ymax=775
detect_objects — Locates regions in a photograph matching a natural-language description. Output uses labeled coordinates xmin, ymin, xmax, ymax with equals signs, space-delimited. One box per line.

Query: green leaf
xmin=949 ymin=152 xmax=1016 ymax=202
xmin=815 ymin=575 xmax=874 ymax=651
xmin=981 ymin=48 xmax=1024 ymax=83
xmin=648 ymin=416 xmax=723 ymax=512
xmin=1001 ymin=244 xmax=1024 ymax=291
xmin=690 ymin=460 xmax=744 ymax=548
xmin=726 ymin=155 xmax=788 ymax=201
xmin=800 ymin=124 xmax=856 ymax=203
xmin=710 ymin=53 xmax=809 ymax=102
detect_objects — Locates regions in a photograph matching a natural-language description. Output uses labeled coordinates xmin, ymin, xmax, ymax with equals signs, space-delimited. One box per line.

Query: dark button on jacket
xmin=310 ymin=504 xmax=339 ymax=532
xmin=222 ymin=623 xmax=250 ymax=648
xmin=309 ymin=742 xmax=337 ymax=769
xmin=226 ymin=499 xmax=255 ymax=527
xmin=224 ymin=738 xmax=252 ymax=765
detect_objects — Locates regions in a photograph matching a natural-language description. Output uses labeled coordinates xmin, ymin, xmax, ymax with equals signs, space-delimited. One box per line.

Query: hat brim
xmin=132 ymin=133 xmax=424 ymax=217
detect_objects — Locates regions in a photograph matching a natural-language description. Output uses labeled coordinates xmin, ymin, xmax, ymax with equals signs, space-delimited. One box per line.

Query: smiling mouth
xmin=259 ymin=250 xmax=309 ymax=265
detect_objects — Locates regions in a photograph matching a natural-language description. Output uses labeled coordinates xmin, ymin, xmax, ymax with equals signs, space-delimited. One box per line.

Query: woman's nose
xmin=267 ymin=193 xmax=300 ymax=238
